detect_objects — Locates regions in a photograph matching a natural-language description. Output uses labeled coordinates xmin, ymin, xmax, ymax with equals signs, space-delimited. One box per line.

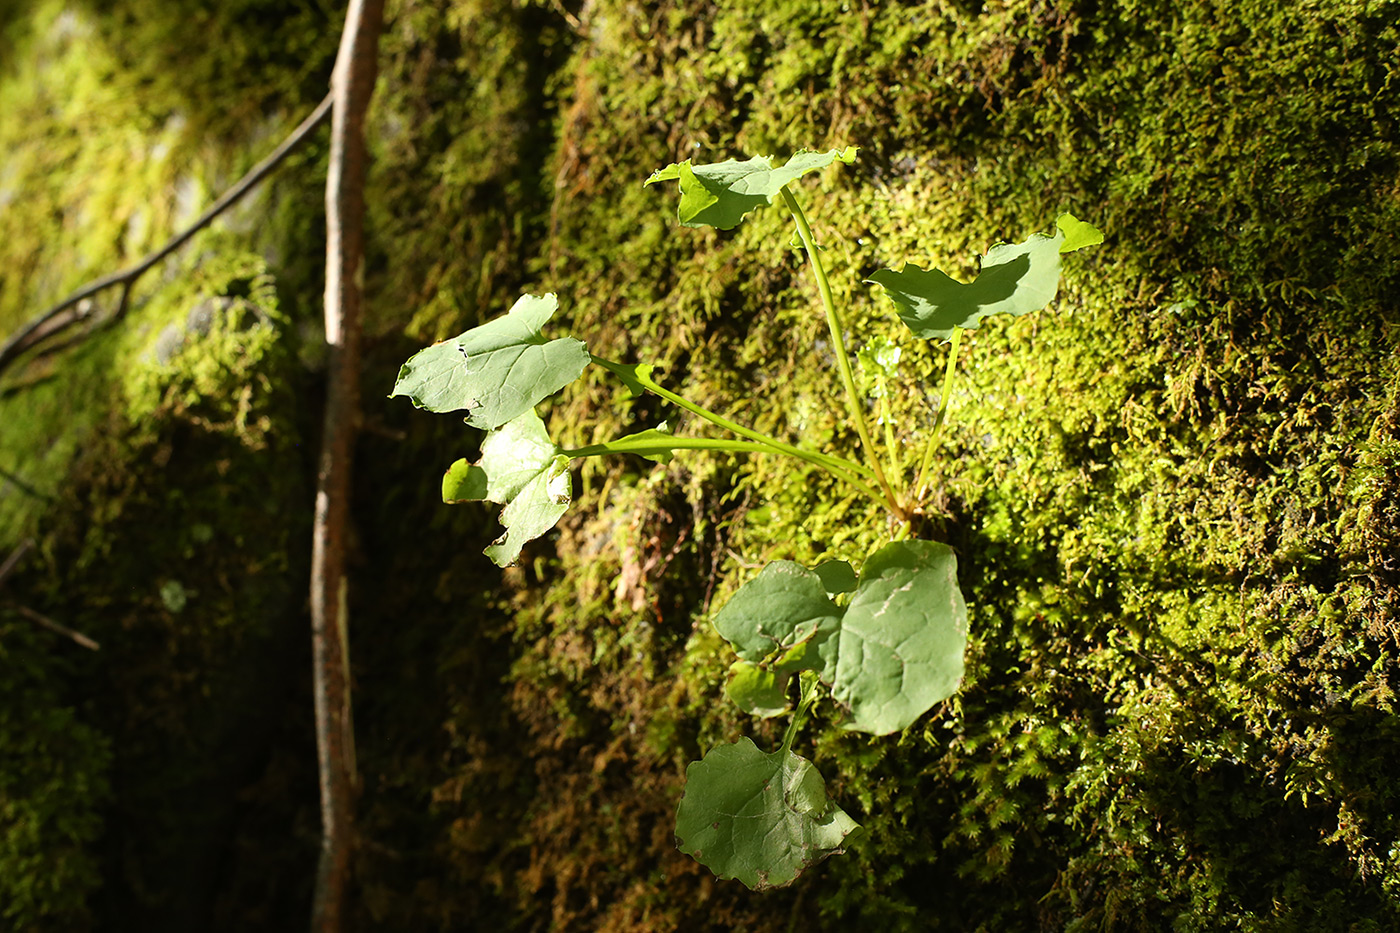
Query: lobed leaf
xmin=441 ymin=410 xmax=572 ymax=567
xmin=645 ymin=147 xmax=858 ymax=230
xmin=867 ymin=214 xmax=1101 ymax=343
xmin=712 ymin=541 xmax=967 ymax=733
xmin=867 ymin=232 xmax=1062 ymax=343
xmin=391 ymin=293 xmax=590 ymax=429
xmin=1056 ymin=212 xmax=1104 ymax=253
xmin=675 ymin=737 xmax=860 ymax=890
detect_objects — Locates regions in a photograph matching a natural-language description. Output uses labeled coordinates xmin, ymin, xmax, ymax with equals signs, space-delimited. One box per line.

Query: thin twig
xmin=11 ymin=604 xmax=100 ymax=651
xmin=0 ymin=538 xmax=35 ymax=590
xmin=0 ymin=464 xmax=55 ymax=501
xmin=0 ymin=92 xmax=335 ymax=377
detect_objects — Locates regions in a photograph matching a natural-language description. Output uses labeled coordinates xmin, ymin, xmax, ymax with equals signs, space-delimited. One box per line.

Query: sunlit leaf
xmin=675 ymin=737 xmax=860 ymax=890
xmin=608 ymin=422 xmax=675 ymax=463
xmin=1056 ymin=212 xmax=1104 ymax=253
xmin=857 ymin=335 xmax=901 ymax=398
xmin=645 ymin=148 xmax=858 ymax=230
xmin=867 ymin=228 xmax=1064 ymax=343
xmin=391 ymin=293 xmax=590 ymax=429
xmin=441 ymin=409 xmax=571 ymax=567
xmin=593 ymin=358 xmax=652 ymax=398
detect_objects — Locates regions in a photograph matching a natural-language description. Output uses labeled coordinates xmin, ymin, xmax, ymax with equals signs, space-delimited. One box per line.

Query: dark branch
xmin=11 ymin=604 xmax=101 ymax=651
xmin=0 ymin=92 xmax=334 ymax=377
xmin=0 ymin=538 xmax=35 ymax=591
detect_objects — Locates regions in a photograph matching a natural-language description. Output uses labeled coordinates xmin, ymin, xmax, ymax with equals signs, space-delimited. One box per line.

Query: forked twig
xmin=0 ymin=539 xmax=97 ymax=651
xmin=0 ymin=538 xmax=35 ymax=590
xmin=0 ymin=92 xmax=334 ymax=377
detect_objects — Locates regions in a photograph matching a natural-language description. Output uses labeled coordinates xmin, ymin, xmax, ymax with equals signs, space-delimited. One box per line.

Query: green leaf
xmin=1056 ymin=212 xmax=1104 ymax=253
xmin=609 ymin=422 xmax=675 ymax=463
xmin=441 ymin=410 xmax=572 ymax=567
xmin=712 ymin=541 xmax=967 ymax=735
xmin=593 ymin=358 xmax=653 ymax=398
xmin=675 ymin=737 xmax=860 ymax=890
xmin=712 ymin=561 xmax=842 ymax=669
xmin=725 ymin=661 xmax=790 ymax=718
xmin=857 ymin=336 xmax=901 ymax=380
xmin=813 ymin=559 xmax=858 ymax=596
xmin=645 ymin=147 xmax=858 ymax=230
xmin=856 ymin=335 xmax=901 ymax=398
xmin=829 ymin=541 xmax=968 ymax=734
xmin=391 ymin=293 xmax=590 ymax=429
xmin=867 ymin=225 xmax=1066 ymax=342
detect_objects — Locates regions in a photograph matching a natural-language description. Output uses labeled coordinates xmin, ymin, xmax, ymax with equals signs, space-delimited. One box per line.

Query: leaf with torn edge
xmin=867 ymin=213 xmax=1102 ymax=343
xmin=675 ymin=737 xmax=860 ymax=890
xmin=391 ymin=293 xmax=590 ymax=429
xmin=441 ymin=409 xmax=571 ymax=567
xmin=645 ymin=148 xmax=858 ymax=230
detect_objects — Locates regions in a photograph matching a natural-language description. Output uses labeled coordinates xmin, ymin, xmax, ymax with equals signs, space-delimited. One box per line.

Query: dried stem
xmin=0 ymin=538 xmax=34 ymax=590
xmin=11 ymin=605 xmax=100 ymax=651
xmin=308 ymin=1 xmax=384 ymax=929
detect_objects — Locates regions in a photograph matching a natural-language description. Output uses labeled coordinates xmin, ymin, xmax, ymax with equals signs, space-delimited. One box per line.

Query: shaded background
xmin=1 ymin=0 xmax=1398 ymax=929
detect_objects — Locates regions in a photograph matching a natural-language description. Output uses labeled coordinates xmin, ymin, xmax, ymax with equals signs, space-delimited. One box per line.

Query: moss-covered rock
xmin=1 ymin=0 xmax=1397 ymax=929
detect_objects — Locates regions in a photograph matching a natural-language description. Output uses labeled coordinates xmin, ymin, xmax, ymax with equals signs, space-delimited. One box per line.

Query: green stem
xmin=913 ymin=326 xmax=964 ymax=500
xmin=780 ymin=671 xmax=822 ymax=756
xmin=592 ymin=357 xmax=886 ymax=509
xmin=878 ymin=378 xmax=901 ymax=489
xmin=562 ymin=437 xmax=778 ymax=459
xmin=779 ymin=187 xmax=901 ymax=517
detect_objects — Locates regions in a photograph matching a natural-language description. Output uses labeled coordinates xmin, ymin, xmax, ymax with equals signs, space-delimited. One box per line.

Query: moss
xmin=0 ymin=621 xmax=110 ymax=932
xmin=398 ymin=0 xmax=1400 ymax=928
xmin=0 ymin=3 xmax=329 ymax=923
xmin=27 ymin=251 xmax=315 ymax=928
xmin=2 ymin=0 xmax=1399 ymax=927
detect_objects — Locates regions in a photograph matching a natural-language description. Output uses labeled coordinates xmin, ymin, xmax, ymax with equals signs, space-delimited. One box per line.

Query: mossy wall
xmin=1 ymin=0 xmax=1397 ymax=930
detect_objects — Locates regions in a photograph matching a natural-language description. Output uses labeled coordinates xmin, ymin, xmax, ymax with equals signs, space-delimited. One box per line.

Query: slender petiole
xmin=780 ymin=671 xmax=822 ymax=756
xmin=591 ymin=358 xmax=888 ymax=510
xmin=780 ymin=187 xmax=902 ymax=518
xmin=563 ymin=437 xmax=782 ymax=459
xmin=913 ymin=325 xmax=964 ymax=500
xmin=878 ymin=375 xmax=901 ymax=490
